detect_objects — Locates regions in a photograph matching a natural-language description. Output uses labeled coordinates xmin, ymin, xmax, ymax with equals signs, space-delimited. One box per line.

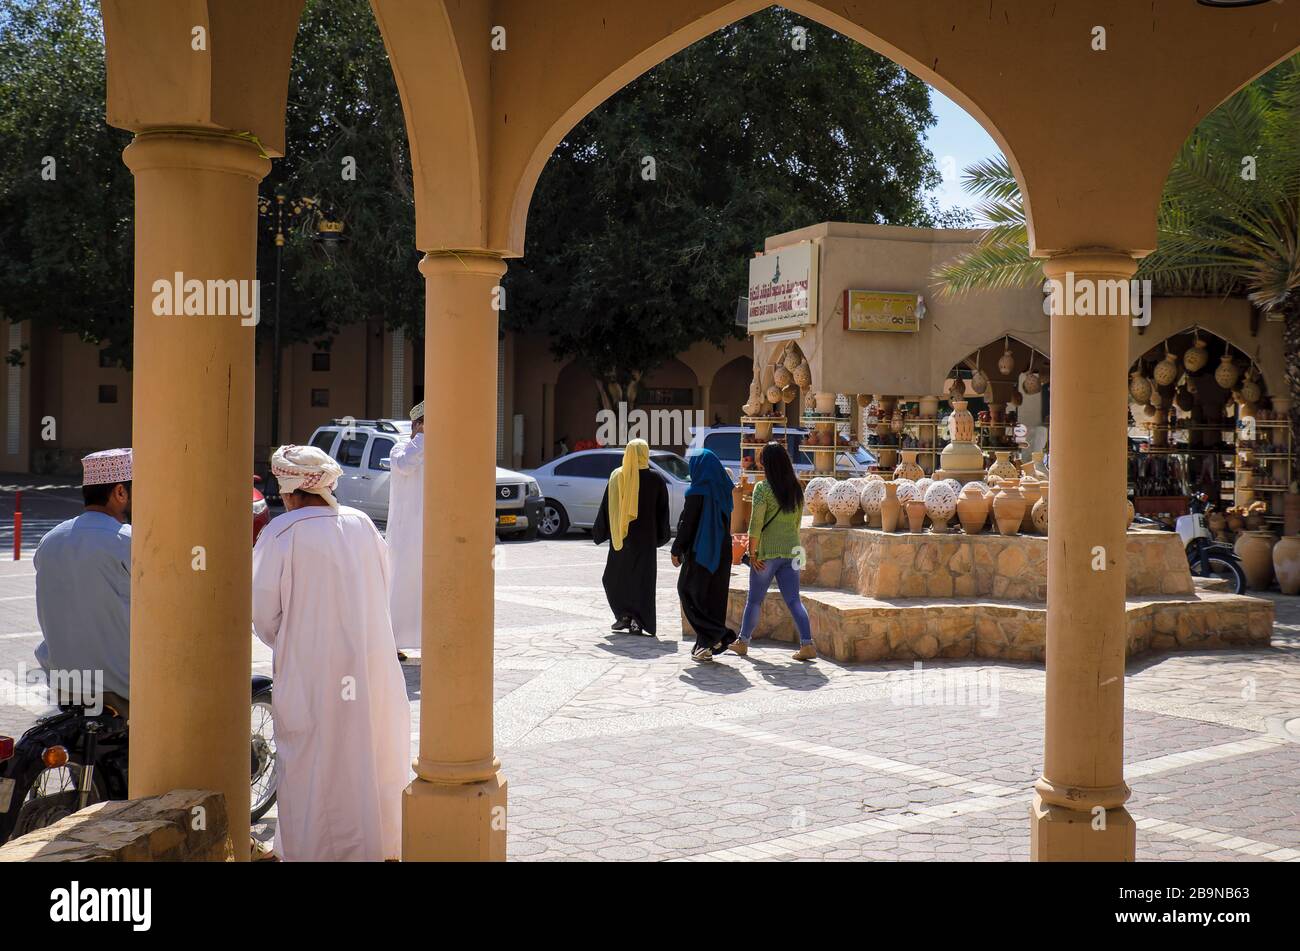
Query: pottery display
xmin=793 ymin=362 xmax=812 ymax=389
xmin=1153 ymin=351 xmax=1180 ymax=387
xmin=782 ymin=346 xmax=802 ymax=373
xmin=859 ymin=479 xmax=887 ymax=528
xmin=956 ymin=483 xmax=991 ymax=534
xmin=936 ymin=400 xmax=985 ymax=480
xmin=827 ymin=480 xmax=862 ymax=528
xmin=894 ymin=450 xmax=924 ymax=482
xmin=942 ymin=478 xmax=962 ymax=495
xmin=986 ymin=451 xmax=1019 ymax=484
xmin=924 ymin=481 xmax=959 ymax=532
xmin=1235 ymin=531 xmax=1277 ymax=591
xmin=1272 ymin=535 xmax=1300 ymax=595
xmin=1020 ymin=451 xmax=1047 ymax=482
xmin=992 ymin=480 xmax=1026 ymax=535
xmin=997 ymin=342 xmax=1015 ymax=376
xmin=880 ymin=481 xmax=902 ymax=533
xmin=1019 ymin=478 xmax=1041 ymax=533
xmin=915 ymin=477 xmax=933 ymax=499
xmin=905 ymin=498 xmax=927 ymax=533
xmin=1215 ymin=353 xmax=1241 ymax=390
xmin=805 ymin=477 xmax=835 ymax=527
xmin=1031 ymin=483 xmax=1049 ymax=534
xmin=1129 ymin=370 xmax=1152 ymax=404
xmin=894 ymin=480 xmax=919 ymax=507
xmin=1184 ymin=337 xmax=1209 ymax=373
xmin=773 ymin=365 xmax=792 ymax=388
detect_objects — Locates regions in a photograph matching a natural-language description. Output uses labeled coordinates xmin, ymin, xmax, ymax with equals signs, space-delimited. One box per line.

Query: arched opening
xmin=711 ymin=356 xmax=753 ymax=429
xmin=945 ymin=335 xmax=1050 ymax=456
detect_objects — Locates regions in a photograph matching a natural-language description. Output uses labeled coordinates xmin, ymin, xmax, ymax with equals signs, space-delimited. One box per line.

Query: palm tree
xmin=934 ymin=54 xmax=1300 ymax=431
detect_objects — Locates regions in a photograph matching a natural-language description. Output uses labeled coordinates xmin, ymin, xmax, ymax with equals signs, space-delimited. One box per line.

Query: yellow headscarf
xmin=607 ymin=439 xmax=650 ymax=551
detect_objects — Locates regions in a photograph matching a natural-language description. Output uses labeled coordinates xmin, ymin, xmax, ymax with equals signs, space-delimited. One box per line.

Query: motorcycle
xmin=1133 ymin=494 xmax=1246 ymax=595
xmin=0 ymin=676 xmax=277 ymax=844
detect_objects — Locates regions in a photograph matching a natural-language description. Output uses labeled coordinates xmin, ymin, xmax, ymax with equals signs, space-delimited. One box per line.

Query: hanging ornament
xmin=1184 ymin=332 xmax=1209 ymax=373
xmin=793 ymin=361 xmax=812 ymax=389
xmin=1241 ymin=376 xmax=1261 ymax=405
xmin=782 ymin=344 xmax=802 ymax=373
xmin=1153 ymin=345 xmax=1179 ymax=387
xmin=1215 ymin=352 xmax=1240 ymax=390
xmin=1022 ymin=351 xmax=1042 ymax=395
xmin=1129 ymin=368 xmax=1152 ymax=404
xmin=970 ymin=354 xmax=989 ymax=395
xmin=781 ymin=383 xmax=798 ymax=404
xmin=997 ymin=336 xmax=1015 ymax=376
xmin=773 ymin=364 xmax=792 ymax=388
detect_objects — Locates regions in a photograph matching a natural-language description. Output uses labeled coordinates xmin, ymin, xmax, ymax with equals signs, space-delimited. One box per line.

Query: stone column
xmin=123 ymin=131 xmax=269 ymax=862
xmin=542 ymin=382 xmax=555 ymax=463
xmin=1031 ymin=251 xmax=1138 ymax=861
xmin=404 ymin=251 xmax=508 ymax=861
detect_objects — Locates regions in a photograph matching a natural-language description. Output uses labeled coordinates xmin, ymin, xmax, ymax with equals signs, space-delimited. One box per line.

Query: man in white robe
xmin=253 ymin=445 xmax=410 ymax=862
xmin=385 ymin=401 xmax=424 ymax=653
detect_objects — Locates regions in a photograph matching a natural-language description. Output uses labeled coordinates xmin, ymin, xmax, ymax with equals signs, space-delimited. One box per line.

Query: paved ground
xmin=1 ymin=490 xmax=1298 ymax=861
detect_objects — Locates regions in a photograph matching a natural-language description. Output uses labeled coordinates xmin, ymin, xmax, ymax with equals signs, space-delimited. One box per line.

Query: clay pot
xmin=1153 ymin=352 xmax=1180 ymax=387
xmin=1126 ymin=499 xmax=1136 ymax=529
xmin=826 ymin=480 xmax=861 ymax=528
xmin=1019 ymin=478 xmax=1041 ymax=533
xmin=1235 ymin=531 xmax=1277 ymax=591
xmin=781 ymin=384 xmax=798 ymax=404
xmin=957 ymin=483 xmax=990 ymax=535
xmin=997 ymin=345 xmax=1015 ymax=376
xmin=924 ymin=481 xmax=959 ymax=533
xmin=804 ymin=477 xmax=835 ymax=527
xmin=1240 ymin=377 xmax=1262 ymax=405
xmin=986 ymin=451 xmax=1019 ymax=484
xmin=1022 ymin=370 xmax=1042 ymax=395
xmin=880 ymin=481 xmax=901 ymax=533
xmin=783 ymin=347 xmax=802 ymax=372
xmin=1246 ymin=511 xmax=1265 ymax=532
xmin=859 ymin=479 xmax=887 ymax=529
xmin=905 ymin=498 xmax=928 ymax=533
xmin=766 ymin=385 xmax=784 ymax=405
xmin=948 ymin=400 xmax=975 ymax=443
xmin=793 ymin=362 xmax=812 ymax=389
xmin=1129 ymin=371 xmax=1152 ymax=404
xmin=1215 ymin=354 xmax=1240 ymax=390
xmin=970 ymin=368 xmax=989 ymax=395
xmin=814 ymin=391 xmax=837 ymax=415
xmin=1272 ymin=535 xmax=1300 ymax=595
xmin=773 ymin=365 xmax=792 ymax=388
xmin=1031 ymin=483 xmax=1049 ymax=535
xmin=1020 ymin=451 xmax=1047 ymax=481
xmin=918 ymin=395 xmax=940 ymax=418
xmin=894 ymin=450 xmax=924 ymax=482
xmin=992 ymin=480 xmax=1025 ymax=536
xmin=1184 ymin=338 xmax=1209 ymax=373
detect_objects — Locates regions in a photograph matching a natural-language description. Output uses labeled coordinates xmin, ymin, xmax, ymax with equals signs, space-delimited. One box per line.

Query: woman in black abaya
xmin=593 ymin=439 xmax=670 ymax=635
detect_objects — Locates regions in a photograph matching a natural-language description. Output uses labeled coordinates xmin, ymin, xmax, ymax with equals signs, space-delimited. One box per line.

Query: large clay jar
xmin=1019 ymin=478 xmax=1041 ymax=533
xmin=805 ymin=477 xmax=835 ymax=527
xmin=1153 ymin=351 xmax=1180 ymax=387
xmin=905 ymin=498 xmax=927 ymax=533
xmin=1272 ymin=535 xmax=1300 ymax=595
xmin=1235 ymin=531 xmax=1277 ymax=591
xmin=919 ymin=395 xmax=940 ymax=418
xmin=1184 ymin=337 xmax=1209 ymax=373
xmin=1215 ymin=353 xmax=1241 ymax=390
xmin=986 ymin=451 xmax=1019 ymax=484
xmin=859 ymin=479 xmax=887 ymax=529
xmin=1129 ymin=370 xmax=1152 ymax=404
xmin=1031 ymin=483 xmax=1049 ymax=535
xmin=924 ymin=481 xmax=958 ymax=533
xmin=894 ymin=450 xmax=924 ymax=482
xmin=956 ymin=483 xmax=990 ymax=535
xmin=992 ymin=481 xmax=1026 ymax=536
xmin=814 ymin=391 xmax=837 ymax=416
xmin=880 ymin=481 xmax=902 ymax=533
xmin=827 ymin=480 xmax=861 ymax=528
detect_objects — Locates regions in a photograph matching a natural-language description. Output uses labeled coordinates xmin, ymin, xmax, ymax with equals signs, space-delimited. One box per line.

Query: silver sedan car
xmin=524 ymin=448 xmax=692 ymax=538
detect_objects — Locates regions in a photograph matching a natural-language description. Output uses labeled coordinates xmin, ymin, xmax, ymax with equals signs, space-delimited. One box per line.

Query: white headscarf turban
xmin=271 ymin=445 xmax=344 ymax=510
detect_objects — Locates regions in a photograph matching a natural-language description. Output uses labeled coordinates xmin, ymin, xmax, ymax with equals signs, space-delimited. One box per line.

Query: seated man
xmin=253 ymin=445 xmax=409 ymax=862
xmin=33 ymin=449 xmax=133 ymax=717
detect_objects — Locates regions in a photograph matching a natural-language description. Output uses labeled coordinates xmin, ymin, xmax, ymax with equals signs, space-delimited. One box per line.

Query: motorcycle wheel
xmin=10 ymin=762 xmax=104 ymax=839
xmin=1189 ymin=553 xmax=1247 ymax=595
xmin=250 ymin=686 xmax=278 ymax=822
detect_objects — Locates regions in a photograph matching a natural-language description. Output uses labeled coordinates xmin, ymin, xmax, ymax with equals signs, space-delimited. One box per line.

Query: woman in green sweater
xmin=730 ymin=441 xmax=816 ymax=661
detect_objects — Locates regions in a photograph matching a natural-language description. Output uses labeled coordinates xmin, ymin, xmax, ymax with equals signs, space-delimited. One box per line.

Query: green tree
xmin=933 ymin=55 xmax=1300 ymax=430
xmin=506 ymin=7 xmax=955 ymax=408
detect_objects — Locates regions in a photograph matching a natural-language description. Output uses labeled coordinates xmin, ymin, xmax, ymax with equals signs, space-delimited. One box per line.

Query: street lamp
xmin=258 ymin=194 xmax=320 ymax=448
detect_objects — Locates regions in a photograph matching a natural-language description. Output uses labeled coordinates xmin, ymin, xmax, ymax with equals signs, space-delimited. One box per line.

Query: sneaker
xmin=629 ymin=618 xmax=647 ymax=636
xmin=711 ymin=631 xmax=738 ymax=655
xmin=611 ymin=617 xmax=631 ymax=632
xmin=792 ymin=643 xmax=817 ymax=661
xmin=728 ymin=640 xmax=749 ymax=657
xmin=691 ymin=645 xmax=714 ymax=663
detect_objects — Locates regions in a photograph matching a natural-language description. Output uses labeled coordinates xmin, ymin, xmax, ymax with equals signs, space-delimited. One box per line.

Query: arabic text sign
xmin=747 ymin=243 xmax=817 ymax=333
xmin=843 ymin=290 xmax=920 ymax=333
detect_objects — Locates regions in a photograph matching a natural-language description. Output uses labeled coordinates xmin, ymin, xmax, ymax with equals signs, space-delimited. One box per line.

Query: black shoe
xmin=711 ymin=631 xmax=739 ymax=656
xmin=611 ymin=617 xmax=631 ymax=632
xmin=628 ymin=618 xmax=648 ymax=636
xmin=397 ymin=651 xmax=408 ymax=663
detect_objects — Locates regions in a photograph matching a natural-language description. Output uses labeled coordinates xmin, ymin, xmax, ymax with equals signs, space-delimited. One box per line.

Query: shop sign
xmin=843 ymin=290 xmax=922 ymax=333
xmin=747 ymin=242 xmax=817 ymax=334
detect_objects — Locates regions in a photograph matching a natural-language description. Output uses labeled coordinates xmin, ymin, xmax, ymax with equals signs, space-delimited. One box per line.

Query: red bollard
xmin=13 ymin=490 xmax=21 ymax=561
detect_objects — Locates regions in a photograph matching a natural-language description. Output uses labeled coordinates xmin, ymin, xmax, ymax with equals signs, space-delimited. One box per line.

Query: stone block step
xmin=703 ymin=577 xmax=1273 ymax=663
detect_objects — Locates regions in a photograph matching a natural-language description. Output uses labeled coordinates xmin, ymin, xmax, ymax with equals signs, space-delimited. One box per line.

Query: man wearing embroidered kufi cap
xmin=33 ymin=448 xmax=134 ymax=716
xmin=252 ymin=444 xmax=408 ymax=861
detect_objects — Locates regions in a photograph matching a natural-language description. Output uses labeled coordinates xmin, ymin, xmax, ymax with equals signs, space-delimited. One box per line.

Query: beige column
xmin=404 ymin=251 xmax=508 ymax=861
xmin=124 ymin=131 xmax=268 ymax=862
xmin=1031 ymin=251 xmax=1138 ymax=861
xmin=541 ymin=382 xmax=555 ymax=463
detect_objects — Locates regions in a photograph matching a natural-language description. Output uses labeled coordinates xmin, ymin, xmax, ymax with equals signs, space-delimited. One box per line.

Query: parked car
xmin=252 ymin=476 xmax=270 ymax=542
xmin=305 ymin=419 xmax=544 ymax=539
xmin=691 ymin=425 xmax=877 ymax=480
xmin=525 ymin=448 xmax=693 ymax=539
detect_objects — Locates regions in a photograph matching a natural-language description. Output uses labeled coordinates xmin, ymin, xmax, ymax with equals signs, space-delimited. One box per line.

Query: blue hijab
xmin=685 ymin=448 xmax=734 ymax=573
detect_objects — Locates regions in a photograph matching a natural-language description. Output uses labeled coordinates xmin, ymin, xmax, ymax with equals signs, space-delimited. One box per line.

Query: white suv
xmin=305 ymin=420 xmax=544 ymax=538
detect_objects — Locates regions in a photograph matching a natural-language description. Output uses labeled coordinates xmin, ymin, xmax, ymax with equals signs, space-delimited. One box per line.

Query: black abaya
xmin=593 ymin=470 xmax=670 ymax=633
xmin=672 ymin=495 xmax=735 ymax=652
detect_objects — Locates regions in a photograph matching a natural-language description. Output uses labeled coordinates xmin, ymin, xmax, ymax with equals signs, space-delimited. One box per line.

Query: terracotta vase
xmin=956 ymin=483 xmax=990 ymax=535
xmin=918 ymin=395 xmax=940 ymax=418
xmin=827 ymin=480 xmax=861 ymax=528
xmin=1153 ymin=352 xmax=1179 ymax=387
xmin=1235 ymin=531 xmax=1276 ymax=591
xmin=1129 ymin=371 xmax=1152 ymax=404
xmin=880 ymin=481 xmax=901 ymax=533
xmin=1031 ymin=483 xmax=1049 ymax=534
xmin=814 ymin=391 xmax=837 ymax=415
xmin=992 ymin=480 xmax=1025 ymax=536
xmin=1272 ymin=535 xmax=1300 ymax=595
xmin=1019 ymin=478 xmax=1041 ymax=533
xmin=1020 ymin=451 xmax=1047 ymax=482
xmin=804 ymin=477 xmax=835 ymax=527
xmin=894 ymin=450 xmax=924 ymax=482
xmin=1215 ymin=354 xmax=1240 ymax=390
xmin=924 ymin=481 xmax=959 ymax=533
xmin=986 ymin=451 xmax=1018 ymax=484
xmin=949 ymin=400 xmax=975 ymax=443
xmin=905 ymin=498 xmax=927 ymax=533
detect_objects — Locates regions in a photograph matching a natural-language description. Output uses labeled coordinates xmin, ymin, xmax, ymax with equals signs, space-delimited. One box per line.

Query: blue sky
xmin=924 ymin=88 xmax=1005 ymax=218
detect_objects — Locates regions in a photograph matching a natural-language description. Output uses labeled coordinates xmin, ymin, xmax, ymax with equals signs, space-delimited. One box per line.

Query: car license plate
xmin=0 ymin=777 xmax=15 ymax=814
xmin=497 ymin=515 xmax=517 ymax=526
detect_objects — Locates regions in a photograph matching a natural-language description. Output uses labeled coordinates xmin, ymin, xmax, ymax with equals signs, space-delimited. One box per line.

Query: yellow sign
xmin=843 ymin=290 xmax=920 ymax=333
